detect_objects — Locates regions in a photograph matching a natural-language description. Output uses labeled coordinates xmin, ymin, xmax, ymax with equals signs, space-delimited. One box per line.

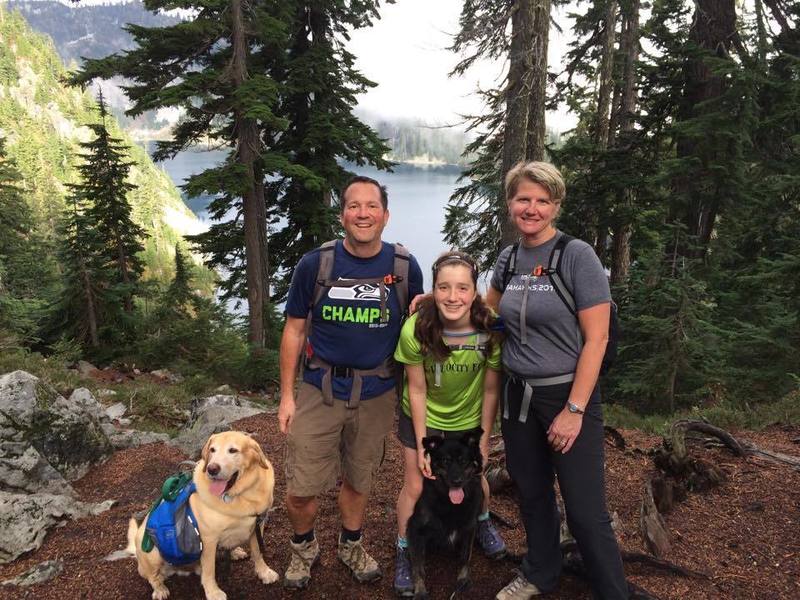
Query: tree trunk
xmin=230 ymin=0 xmax=267 ymax=349
xmin=595 ymin=0 xmax=618 ymax=150
xmin=79 ymin=259 xmax=99 ymax=348
xmin=499 ymin=0 xmax=536 ymax=249
xmin=672 ymin=0 xmax=738 ymax=256
xmin=525 ymin=0 xmax=550 ymax=162
xmin=609 ymin=0 xmax=639 ymax=287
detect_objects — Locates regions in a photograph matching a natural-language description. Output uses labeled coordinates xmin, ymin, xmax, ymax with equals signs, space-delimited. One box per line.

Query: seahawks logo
xmin=328 ymin=280 xmax=389 ymax=302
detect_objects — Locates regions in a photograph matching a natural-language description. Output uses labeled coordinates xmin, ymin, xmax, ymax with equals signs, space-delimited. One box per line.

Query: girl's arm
xmin=479 ymin=368 xmax=501 ymax=468
xmin=406 ymin=362 xmax=434 ymax=478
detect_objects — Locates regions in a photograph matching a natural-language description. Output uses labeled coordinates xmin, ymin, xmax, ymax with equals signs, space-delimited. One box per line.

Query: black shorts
xmin=396 ymin=409 xmax=482 ymax=450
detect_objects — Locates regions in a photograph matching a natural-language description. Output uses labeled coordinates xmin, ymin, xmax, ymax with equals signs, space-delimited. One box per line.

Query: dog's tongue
xmin=448 ymin=487 xmax=465 ymax=505
xmin=209 ymin=479 xmax=228 ymax=497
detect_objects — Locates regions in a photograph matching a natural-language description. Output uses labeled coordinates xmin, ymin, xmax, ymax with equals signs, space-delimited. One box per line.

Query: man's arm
xmin=486 ymin=286 xmax=502 ymax=312
xmin=278 ymin=316 xmax=307 ymax=434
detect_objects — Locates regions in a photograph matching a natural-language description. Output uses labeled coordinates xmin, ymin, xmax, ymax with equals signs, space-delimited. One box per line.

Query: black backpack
xmin=500 ymin=234 xmax=619 ymax=375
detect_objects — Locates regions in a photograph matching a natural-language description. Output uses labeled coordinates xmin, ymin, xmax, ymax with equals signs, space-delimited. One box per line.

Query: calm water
xmin=150 ymin=144 xmax=464 ymax=290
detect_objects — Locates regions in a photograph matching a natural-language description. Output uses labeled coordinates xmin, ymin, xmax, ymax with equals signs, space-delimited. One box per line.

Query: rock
xmin=0 ymin=491 xmax=114 ymax=564
xmin=104 ymin=402 xmax=127 ymax=421
xmin=171 ymin=394 xmax=265 ymax=457
xmin=0 ymin=442 xmax=74 ymax=496
xmin=76 ymin=360 xmax=98 ymax=376
xmin=106 ymin=428 xmax=170 ymax=450
xmin=68 ymin=388 xmax=108 ymax=423
xmin=0 ymin=371 xmax=112 ymax=481
xmin=95 ymin=388 xmax=117 ymax=399
xmin=1 ymin=559 xmax=63 ymax=586
xmin=214 ymin=384 xmax=235 ymax=395
xmin=150 ymin=369 xmax=184 ymax=384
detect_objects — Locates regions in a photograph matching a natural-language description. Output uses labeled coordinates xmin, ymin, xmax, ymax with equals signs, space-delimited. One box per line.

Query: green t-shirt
xmin=394 ymin=312 xmax=502 ymax=430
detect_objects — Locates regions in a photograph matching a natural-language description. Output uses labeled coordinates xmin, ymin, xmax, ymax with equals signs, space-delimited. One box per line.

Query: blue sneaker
xmin=393 ymin=545 xmax=413 ymax=597
xmin=477 ymin=517 xmax=507 ymax=559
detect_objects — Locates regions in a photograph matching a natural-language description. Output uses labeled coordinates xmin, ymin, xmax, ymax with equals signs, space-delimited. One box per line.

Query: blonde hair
xmin=505 ymin=161 xmax=566 ymax=204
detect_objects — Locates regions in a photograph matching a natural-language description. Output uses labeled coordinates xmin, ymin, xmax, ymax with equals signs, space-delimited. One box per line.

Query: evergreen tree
xmin=71 ymin=0 xmax=291 ymax=350
xmin=164 ymin=243 xmax=193 ymax=312
xmin=72 ymin=93 xmax=146 ymax=315
xmin=266 ymin=1 xmax=392 ymax=300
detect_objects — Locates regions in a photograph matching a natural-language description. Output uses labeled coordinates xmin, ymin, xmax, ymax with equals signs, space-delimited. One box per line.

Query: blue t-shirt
xmin=286 ymin=241 xmax=424 ymax=401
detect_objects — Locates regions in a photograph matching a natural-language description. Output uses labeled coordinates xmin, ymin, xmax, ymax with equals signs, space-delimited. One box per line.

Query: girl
xmin=392 ymin=251 xmax=506 ymax=597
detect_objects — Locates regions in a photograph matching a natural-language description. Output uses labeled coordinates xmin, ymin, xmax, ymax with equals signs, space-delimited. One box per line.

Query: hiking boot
xmin=495 ymin=571 xmax=541 ymax=599
xmin=283 ymin=538 xmax=319 ymax=589
xmin=477 ymin=517 xmax=507 ymax=559
xmin=337 ymin=536 xmax=382 ymax=583
xmin=393 ymin=546 xmax=413 ymax=597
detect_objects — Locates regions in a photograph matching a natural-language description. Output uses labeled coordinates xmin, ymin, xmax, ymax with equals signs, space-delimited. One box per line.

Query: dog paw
xmin=230 ymin=546 xmax=248 ymax=561
xmin=151 ymin=588 xmax=169 ymax=600
xmin=203 ymin=589 xmax=227 ymax=600
xmin=255 ymin=563 xmax=279 ymax=584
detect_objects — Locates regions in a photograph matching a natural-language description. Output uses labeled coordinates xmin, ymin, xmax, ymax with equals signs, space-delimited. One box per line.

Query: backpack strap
xmin=547 ymin=234 xmax=576 ymax=314
xmin=392 ymin=243 xmax=410 ymax=314
xmin=435 ymin=332 xmax=491 ymax=387
xmin=500 ymin=243 xmax=519 ymax=292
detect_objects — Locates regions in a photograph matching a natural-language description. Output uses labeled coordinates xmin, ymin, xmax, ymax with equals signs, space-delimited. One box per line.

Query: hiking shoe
xmin=393 ymin=546 xmax=413 ymax=597
xmin=283 ymin=538 xmax=319 ymax=589
xmin=477 ymin=517 xmax=507 ymax=559
xmin=495 ymin=571 xmax=541 ymax=599
xmin=337 ymin=536 xmax=382 ymax=583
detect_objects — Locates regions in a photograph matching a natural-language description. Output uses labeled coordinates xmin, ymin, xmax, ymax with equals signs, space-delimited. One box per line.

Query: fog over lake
xmin=151 ymin=144 xmax=469 ymax=291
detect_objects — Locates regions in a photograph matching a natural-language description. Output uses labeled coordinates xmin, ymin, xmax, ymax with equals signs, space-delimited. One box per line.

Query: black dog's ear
xmin=422 ymin=435 xmax=445 ymax=454
xmin=461 ymin=428 xmax=483 ymax=448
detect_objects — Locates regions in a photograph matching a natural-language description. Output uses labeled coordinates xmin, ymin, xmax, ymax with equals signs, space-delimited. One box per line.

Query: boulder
xmin=1 ymin=559 xmax=63 ymax=587
xmin=68 ymin=388 xmax=109 ymax=423
xmin=104 ymin=402 xmax=127 ymax=421
xmin=100 ymin=423 xmax=170 ymax=450
xmin=0 ymin=442 xmax=73 ymax=496
xmin=0 ymin=491 xmax=114 ymax=564
xmin=171 ymin=394 xmax=265 ymax=457
xmin=0 ymin=371 xmax=112 ymax=480
xmin=150 ymin=369 xmax=184 ymax=384
xmin=76 ymin=360 xmax=98 ymax=376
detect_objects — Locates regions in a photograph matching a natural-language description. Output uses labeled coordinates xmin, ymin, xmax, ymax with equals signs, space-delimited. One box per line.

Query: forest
xmin=0 ymin=0 xmax=798 ymax=424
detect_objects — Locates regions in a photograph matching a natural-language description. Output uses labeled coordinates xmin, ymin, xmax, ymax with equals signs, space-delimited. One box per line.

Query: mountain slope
xmin=0 ymin=4 xmax=206 ymax=284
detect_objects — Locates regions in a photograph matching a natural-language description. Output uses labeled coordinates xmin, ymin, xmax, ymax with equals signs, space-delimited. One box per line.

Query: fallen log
xmin=640 ymin=477 xmax=670 ymax=558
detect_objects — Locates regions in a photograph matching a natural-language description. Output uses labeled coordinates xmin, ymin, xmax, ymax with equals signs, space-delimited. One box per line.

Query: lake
xmin=150 ymin=145 xmax=467 ymax=291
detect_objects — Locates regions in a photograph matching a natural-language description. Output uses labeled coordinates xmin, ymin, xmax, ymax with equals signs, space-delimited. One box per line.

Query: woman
xmin=392 ymin=251 xmax=506 ymax=597
xmin=489 ymin=162 xmax=627 ymax=600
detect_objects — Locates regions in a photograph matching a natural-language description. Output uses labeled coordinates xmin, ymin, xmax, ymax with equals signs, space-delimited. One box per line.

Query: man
xmin=278 ymin=175 xmax=423 ymax=589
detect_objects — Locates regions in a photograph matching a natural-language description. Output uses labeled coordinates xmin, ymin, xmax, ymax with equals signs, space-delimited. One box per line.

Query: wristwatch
xmin=566 ymin=401 xmax=585 ymax=415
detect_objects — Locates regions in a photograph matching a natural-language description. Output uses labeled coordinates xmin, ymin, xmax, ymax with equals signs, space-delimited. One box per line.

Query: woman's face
xmin=508 ymin=179 xmax=560 ymax=241
xmin=433 ymin=264 xmax=477 ymax=328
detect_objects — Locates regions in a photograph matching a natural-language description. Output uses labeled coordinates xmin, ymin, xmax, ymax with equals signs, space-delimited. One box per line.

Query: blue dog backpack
xmin=144 ymin=479 xmax=203 ymax=565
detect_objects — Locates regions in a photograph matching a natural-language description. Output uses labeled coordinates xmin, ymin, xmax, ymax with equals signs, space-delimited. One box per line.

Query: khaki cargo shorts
xmin=285 ymin=382 xmax=396 ymax=497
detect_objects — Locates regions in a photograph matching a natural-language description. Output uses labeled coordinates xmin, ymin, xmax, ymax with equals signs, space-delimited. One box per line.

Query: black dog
xmin=406 ymin=429 xmax=484 ymax=599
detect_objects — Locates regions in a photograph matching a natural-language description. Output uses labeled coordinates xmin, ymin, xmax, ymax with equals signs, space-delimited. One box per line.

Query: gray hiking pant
xmin=501 ymin=375 xmax=627 ymax=600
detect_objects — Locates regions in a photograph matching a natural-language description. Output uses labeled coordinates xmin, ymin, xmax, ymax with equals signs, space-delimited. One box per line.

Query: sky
xmin=349 ymin=0 xmax=577 ymax=131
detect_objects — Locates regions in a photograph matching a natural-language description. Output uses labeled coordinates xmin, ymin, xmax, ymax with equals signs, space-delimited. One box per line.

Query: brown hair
xmin=414 ymin=250 xmax=502 ymax=361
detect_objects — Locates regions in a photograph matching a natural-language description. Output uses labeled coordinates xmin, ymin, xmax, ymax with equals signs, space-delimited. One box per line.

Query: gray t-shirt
xmin=490 ymin=231 xmax=611 ymax=378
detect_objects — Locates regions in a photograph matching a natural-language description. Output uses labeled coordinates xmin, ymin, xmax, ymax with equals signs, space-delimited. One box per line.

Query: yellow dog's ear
xmin=200 ymin=435 xmax=215 ymax=465
xmin=246 ymin=437 xmax=270 ymax=470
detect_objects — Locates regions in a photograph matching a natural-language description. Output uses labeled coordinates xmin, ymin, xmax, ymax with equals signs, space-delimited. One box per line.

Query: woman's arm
xmin=546 ymin=301 xmax=609 ymax=453
xmin=405 ymin=362 xmax=434 ymax=478
xmin=486 ymin=285 xmax=502 ymax=312
xmin=479 ymin=368 xmax=501 ymax=468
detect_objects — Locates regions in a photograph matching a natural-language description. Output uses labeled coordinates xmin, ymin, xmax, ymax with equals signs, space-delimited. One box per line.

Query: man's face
xmin=340 ymin=182 xmax=389 ymax=248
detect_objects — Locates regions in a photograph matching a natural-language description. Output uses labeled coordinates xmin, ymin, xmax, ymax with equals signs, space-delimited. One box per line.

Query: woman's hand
xmin=547 ymin=408 xmax=583 ymax=454
xmin=417 ymin=447 xmax=435 ymax=479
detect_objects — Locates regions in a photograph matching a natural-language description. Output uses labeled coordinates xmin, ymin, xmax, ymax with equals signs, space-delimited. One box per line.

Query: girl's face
xmin=433 ymin=264 xmax=477 ymax=328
